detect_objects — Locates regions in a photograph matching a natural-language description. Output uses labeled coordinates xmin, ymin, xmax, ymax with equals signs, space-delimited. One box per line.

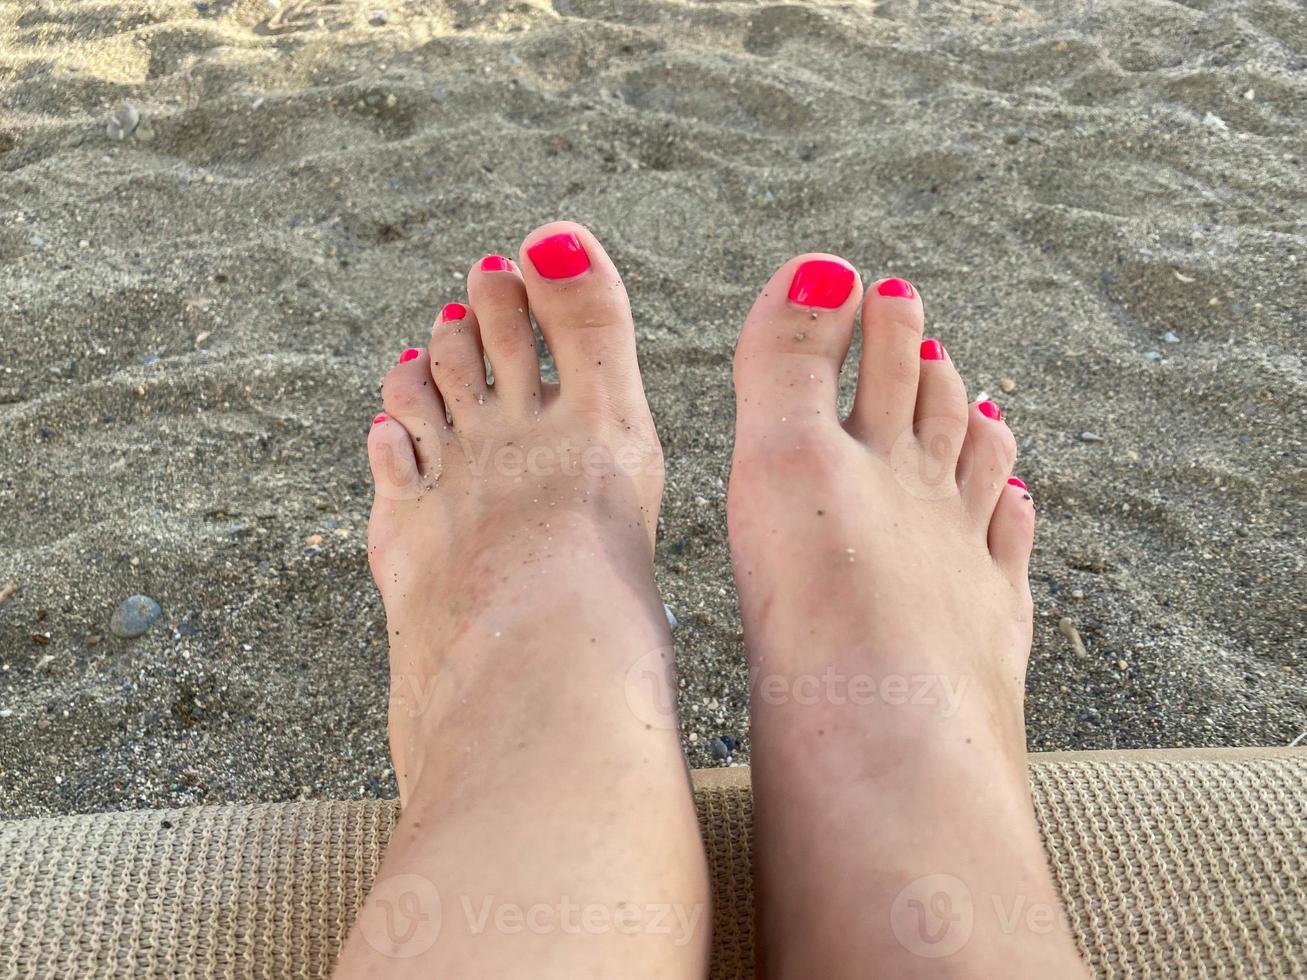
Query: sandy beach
xmin=1 ymin=0 xmax=1304 ymax=819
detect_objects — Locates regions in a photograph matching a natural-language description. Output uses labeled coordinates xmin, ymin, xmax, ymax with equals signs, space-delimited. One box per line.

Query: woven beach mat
xmin=2 ymin=749 xmax=1304 ymax=979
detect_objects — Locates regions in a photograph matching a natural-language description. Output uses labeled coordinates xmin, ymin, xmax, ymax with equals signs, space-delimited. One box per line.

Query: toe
xmin=848 ymin=277 xmax=925 ymax=451
xmin=905 ymin=337 xmax=970 ymax=496
xmin=467 ymin=254 xmax=543 ymax=411
xmin=733 ymin=253 xmax=861 ymax=442
xmin=956 ymin=399 xmax=1018 ymax=528
xmin=517 ymin=221 xmax=640 ymax=409
xmin=368 ymin=412 xmax=426 ymax=503
xmin=988 ymin=477 xmax=1036 ymax=586
xmin=380 ymin=347 xmax=447 ymax=474
xmin=427 ymin=301 xmax=490 ymax=422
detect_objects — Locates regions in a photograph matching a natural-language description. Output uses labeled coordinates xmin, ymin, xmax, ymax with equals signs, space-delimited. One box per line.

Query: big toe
xmin=518 ymin=221 xmax=641 ymax=411
xmin=732 ymin=254 xmax=861 ymax=449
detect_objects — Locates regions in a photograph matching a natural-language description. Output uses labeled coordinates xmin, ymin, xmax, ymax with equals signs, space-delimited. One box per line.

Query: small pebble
xmin=1143 ymin=351 xmax=1163 ymax=363
xmin=109 ymin=595 xmax=162 ymax=639
xmin=1058 ymin=617 xmax=1089 ymax=659
xmin=1070 ymin=588 xmax=1085 ymax=600
xmin=1164 ymin=331 xmax=1180 ymax=343
xmin=1117 ymin=660 xmax=1129 ymax=671
xmin=29 ymin=234 xmax=45 ymax=248
xmin=709 ymin=737 xmax=730 ymax=761
xmin=1201 ymin=112 xmax=1228 ymax=133
xmin=663 ymin=603 xmax=678 ymax=631
xmin=107 ymin=102 xmax=140 ymax=141
xmin=1000 ymin=378 xmax=1016 ymax=393
xmin=1079 ymin=431 xmax=1105 ymax=444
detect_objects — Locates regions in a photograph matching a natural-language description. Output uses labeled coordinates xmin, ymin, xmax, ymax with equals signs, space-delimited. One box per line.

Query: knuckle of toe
xmin=383 ymin=381 xmax=429 ymax=416
xmin=886 ymin=313 xmax=924 ymax=338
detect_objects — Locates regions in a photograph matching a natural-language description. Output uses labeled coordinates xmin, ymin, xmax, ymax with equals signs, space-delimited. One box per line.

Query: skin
xmin=337 ymin=224 xmax=1090 ymax=979
xmin=730 ymin=256 xmax=1090 ymax=978
xmin=335 ymin=222 xmax=710 ymax=979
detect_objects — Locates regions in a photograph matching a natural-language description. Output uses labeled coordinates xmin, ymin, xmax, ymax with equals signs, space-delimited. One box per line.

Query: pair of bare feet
xmin=333 ymin=222 xmax=1091 ymax=978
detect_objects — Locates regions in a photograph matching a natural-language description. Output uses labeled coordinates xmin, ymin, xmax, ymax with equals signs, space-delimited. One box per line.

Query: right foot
xmin=336 ymin=222 xmax=709 ymax=979
xmin=728 ymin=257 xmax=1089 ymax=977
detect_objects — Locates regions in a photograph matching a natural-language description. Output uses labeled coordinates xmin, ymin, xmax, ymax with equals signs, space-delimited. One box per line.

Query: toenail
xmin=1008 ymin=477 xmax=1028 ymax=491
xmin=399 ymin=347 xmax=421 ymax=363
xmin=920 ymin=338 xmax=945 ymax=360
xmin=372 ymin=413 xmax=388 ymax=424
xmin=978 ymin=400 xmax=1002 ymax=421
xmin=440 ymin=302 xmax=467 ymax=322
xmin=526 ymin=232 xmax=591 ymax=279
xmin=787 ymin=259 xmax=855 ymax=308
xmin=480 ymin=254 xmax=512 ymax=273
xmin=876 ymin=277 xmax=916 ymax=299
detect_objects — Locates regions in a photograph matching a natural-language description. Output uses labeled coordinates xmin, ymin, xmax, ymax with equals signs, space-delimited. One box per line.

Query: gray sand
xmin=1 ymin=0 xmax=1305 ymax=818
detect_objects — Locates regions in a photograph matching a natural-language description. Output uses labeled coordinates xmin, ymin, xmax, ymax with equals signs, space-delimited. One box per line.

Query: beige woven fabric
xmin=1 ymin=750 xmax=1303 ymax=979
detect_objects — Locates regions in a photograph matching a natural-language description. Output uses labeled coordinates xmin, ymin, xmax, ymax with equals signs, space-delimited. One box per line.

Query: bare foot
xmin=729 ymin=258 xmax=1089 ymax=978
xmin=334 ymin=223 xmax=709 ymax=979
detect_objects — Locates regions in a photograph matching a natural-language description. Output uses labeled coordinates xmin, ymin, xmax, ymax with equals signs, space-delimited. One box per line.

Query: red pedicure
xmin=481 ymin=254 xmax=512 ymax=273
xmin=440 ymin=302 xmax=467 ymax=322
xmin=372 ymin=413 xmax=388 ymax=424
xmin=920 ymin=338 xmax=945 ymax=360
xmin=1008 ymin=477 xmax=1028 ymax=491
xmin=526 ymin=232 xmax=590 ymax=279
xmin=877 ymin=277 xmax=915 ymax=299
xmin=978 ymin=400 xmax=1002 ymax=420
xmin=399 ymin=347 xmax=421 ymax=363
xmin=787 ymin=259 xmax=855 ymax=308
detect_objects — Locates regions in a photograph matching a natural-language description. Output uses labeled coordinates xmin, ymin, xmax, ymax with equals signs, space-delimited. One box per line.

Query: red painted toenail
xmin=440 ymin=302 xmax=467 ymax=322
xmin=526 ymin=232 xmax=590 ymax=279
xmin=399 ymin=347 xmax=421 ymax=363
xmin=372 ymin=413 xmax=387 ymax=424
xmin=920 ymin=338 xmax=945 ymax=360
xmin=787 ymin=259 xmax=855 ymax=308
xmin=877 ymin=277 xmax=915 ymax=299
xmin=1008 ymin=477 xmax=1027 ymax=491
xmin=480 ymin=254 xmax=512 ymax=273
xmin=978 ymin=400 xmax=1002 ymax=421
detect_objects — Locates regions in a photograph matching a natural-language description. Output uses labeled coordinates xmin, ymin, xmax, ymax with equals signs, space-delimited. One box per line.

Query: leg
xmin=729 ymin=259 xmax=1089 ymax=978
xmin=334 ymin=223 xmax=710 ymax=979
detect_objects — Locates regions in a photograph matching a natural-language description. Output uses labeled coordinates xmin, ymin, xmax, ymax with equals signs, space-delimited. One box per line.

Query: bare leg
xmin=334 ymin=223 xmax=710 ymax=979
xmin=728 ymin=258 xmax=1089 ymax=978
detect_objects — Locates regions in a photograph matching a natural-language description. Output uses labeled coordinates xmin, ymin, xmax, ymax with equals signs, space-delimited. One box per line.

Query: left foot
xmin=335 ymin=222 xmax=709 ymax=979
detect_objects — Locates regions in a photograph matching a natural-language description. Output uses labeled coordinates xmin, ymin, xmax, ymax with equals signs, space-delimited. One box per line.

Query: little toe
xmin=848 ymin=277 xmax=925 ymax=451
xmin=957 ymin=399 xmax=1018 ymax=527
xmin=427 ymin=301 xmax=491 ymax=422
xmin=380 ymin=347 xmax=447 ymax=474
xmin=517 ymin=221 xmax=640 ymax=409
xmin=367 ymin=412 xmax=426 ymax=504
xmin=988 ymin=477 xmax=1036 ymax=586
xmin=466 ymin=254 xmax=543 ymax=411
xmin=733 ymin=253 xmax=861 ymax=442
